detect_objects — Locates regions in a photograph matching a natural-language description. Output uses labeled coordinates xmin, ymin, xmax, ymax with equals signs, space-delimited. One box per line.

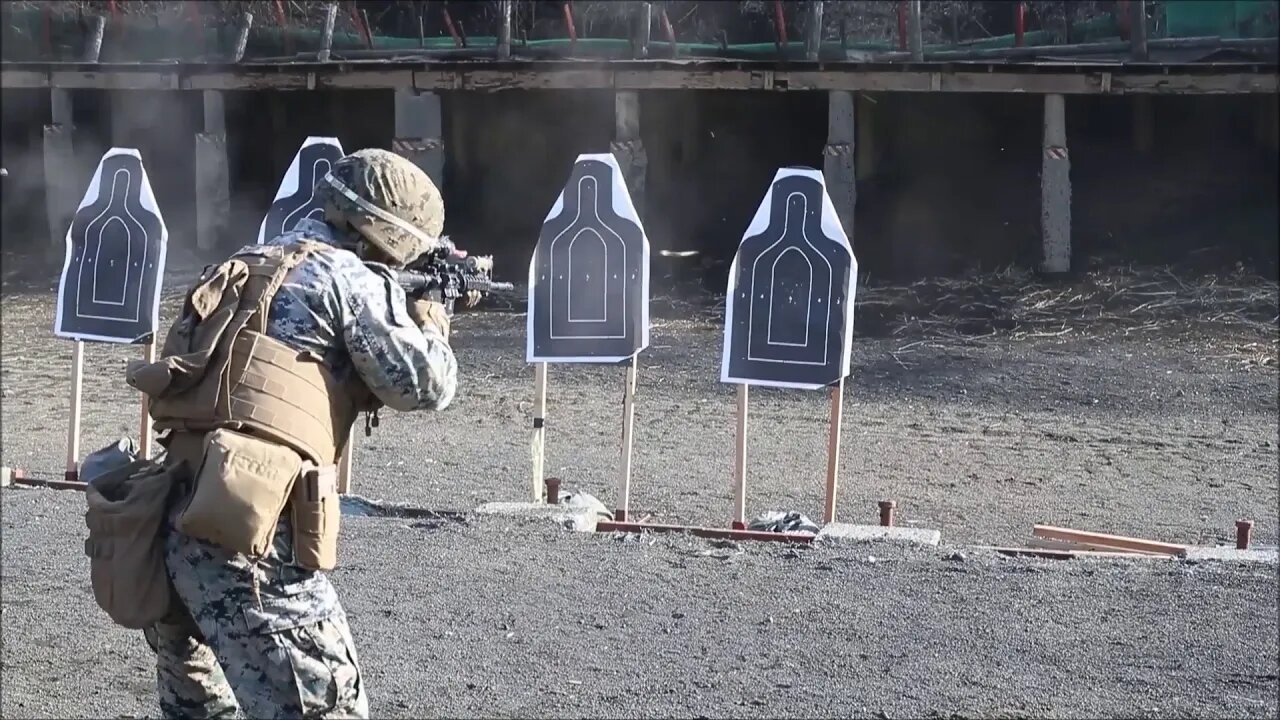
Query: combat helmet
xmin=316 ymin=148 xmax=445 ymax=266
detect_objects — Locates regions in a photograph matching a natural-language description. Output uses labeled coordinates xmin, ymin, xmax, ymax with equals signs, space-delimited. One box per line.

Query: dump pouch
xmin=176 ymin=428 xmax=303 ymax=557
xmin=84 ymin=459 xmax=184 ymax=629
xmin=291 ymin=465 xmax=340 ymax=572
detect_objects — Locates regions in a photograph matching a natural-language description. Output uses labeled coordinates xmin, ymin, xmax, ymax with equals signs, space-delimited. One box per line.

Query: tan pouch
xmin=290 ymin=465 xmax=340 ymax=572
xmin=177 ymin=428 xmax=303 ymax=557
xmin=84 ymin=459 xmax=182 ymax=629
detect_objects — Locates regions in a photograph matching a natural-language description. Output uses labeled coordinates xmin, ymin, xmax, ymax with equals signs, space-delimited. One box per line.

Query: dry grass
xmin=653 ymin=261 xmax=1279 ymax=370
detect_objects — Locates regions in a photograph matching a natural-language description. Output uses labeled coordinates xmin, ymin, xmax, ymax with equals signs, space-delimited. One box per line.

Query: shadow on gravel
xmin=340 ymin=495 xmax=470 ymax=531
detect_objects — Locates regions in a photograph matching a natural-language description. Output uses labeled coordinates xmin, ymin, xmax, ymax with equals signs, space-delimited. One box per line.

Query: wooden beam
xmin=1032 ymin=524 xmax=1188 ymax=557
xmin=3 ymin=65 xmax=1276 ymax=95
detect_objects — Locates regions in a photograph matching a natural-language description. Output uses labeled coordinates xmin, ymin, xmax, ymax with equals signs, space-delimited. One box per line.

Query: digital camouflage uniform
xmin=152 ymin=217 xmax=457 ymax=719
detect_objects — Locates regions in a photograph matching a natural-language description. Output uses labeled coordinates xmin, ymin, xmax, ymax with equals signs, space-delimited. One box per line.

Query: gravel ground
xmin=2 ymin=259 xmax=1278 ymax=718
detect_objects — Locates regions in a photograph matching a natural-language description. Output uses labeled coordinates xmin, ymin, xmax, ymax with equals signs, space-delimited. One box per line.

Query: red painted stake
xmin=1014 ymin=2 xmax=1026 ymax=47
xmin=441 ymin=5 xmax=463 ymax=47
xmin=659 ymin=8 xmax=677 ymax=55
xmin=274 ymin=0 xmax=293 ymax=55
xmin=897 ymin=1 xmax=907 ymax=51
xmin=562 ymin=2 xmax=577 ymax=45
xmin=348 ymin=3 xmax=372 ymax=49
xmin=772 ymin=0 xmax=789 ymax=47
xmin=1235 ymin=519 xmax=1254 ymax=550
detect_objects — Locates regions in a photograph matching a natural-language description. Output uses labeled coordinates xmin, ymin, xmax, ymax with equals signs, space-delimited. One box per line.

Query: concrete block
xmin=474 ymin=501 xmax=598 ymax=533
xmin=817 ymin=523 xmax=941 ymax=547
xmin=1184 ymin=545 xmax=1278 ymax=563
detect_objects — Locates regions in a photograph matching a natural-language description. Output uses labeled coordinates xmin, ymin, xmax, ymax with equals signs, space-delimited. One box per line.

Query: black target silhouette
xmin=55 ymin=151 xmax=166 ymax=344
xmin=527 ymin=156 xmax=649 ymax=363
xmin=258 ymin=138 xmax=344 ymax=243
xmin=722 ymin=169 xmax=855 ymax=389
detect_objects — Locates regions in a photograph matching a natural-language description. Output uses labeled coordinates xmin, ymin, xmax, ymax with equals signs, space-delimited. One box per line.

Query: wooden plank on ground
xmin=1032 ymin=524 xmax=1187 ymax=556
xmin=981 ymin=545 xmax=1165 ymax=560
xmin=1027 ymin=537 xmax=1165 ymax=555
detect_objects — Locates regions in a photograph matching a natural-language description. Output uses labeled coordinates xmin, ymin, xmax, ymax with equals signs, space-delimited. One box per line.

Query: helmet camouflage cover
xmin=317 ymin=148 xmax=445 ymax=265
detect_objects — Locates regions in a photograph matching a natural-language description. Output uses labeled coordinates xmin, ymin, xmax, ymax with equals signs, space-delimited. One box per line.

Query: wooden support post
xmin=336 ymin=423 xmax=355 ymax=495
xmin=318 ymin=3 xmax=338 ymax=62
xmin=732 ymin=384 xmax=749 ymax=529
xmin=1040 ymin=94 xmax=1071 ymax=275
xmin=83 ymin=14 xmax=106 ymax=62
xmin=195 ymin=90 xmax=230 ymax=252
xmin=822 ymin=377 xmax=845 ymax=524
xmin=634 ymin=2 xmax=652 ymax=59
xmin=66 ymin=341 xmax=84 ymax=483
xmin=531 ymin=363 xmax=548 ymax=503
xmin=44 ymin=89 xmax=77 ymax=262
xmin=611 ymin=91 xmax=646 ymax=218
xmin=1133 ymin=95 xmax=1154 ymax=153
xmin=232 ymin=11 xmax=253 ymax=62
xmin=805 ymin=1 xmax=824 ymax=61
xmin=497 ymin=0 xmax=513 ymax=60
xmin=1129 ymin=0 xmax=1148 ymax=61
xmin=139 ymin=340 xmax=157 ymax=459
xmin=615 ymin=356 xmax=638 ymax=522
xmin=393 ymin=91 xmax=444 ymax=189
xmin=906 ymin=0 xmax=923 ymax=62
xmin=824 ymin=90 xmax=856 ymax=241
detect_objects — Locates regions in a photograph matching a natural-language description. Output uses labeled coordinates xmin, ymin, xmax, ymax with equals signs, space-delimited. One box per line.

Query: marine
xmin=127 ymin=148 xmax=457 ymax=718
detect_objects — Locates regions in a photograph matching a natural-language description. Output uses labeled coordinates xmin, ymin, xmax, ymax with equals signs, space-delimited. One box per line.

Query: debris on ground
xmin=80 ymin=437 xmax=139 ymax=485
xmin=559 ymin=490 xmax=613 ymax=521
xmin=748 ymin=511 xmax=820 ymax=534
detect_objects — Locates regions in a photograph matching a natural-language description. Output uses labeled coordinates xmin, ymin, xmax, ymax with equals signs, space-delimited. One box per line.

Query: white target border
xmin=53 ymin=147 xmax=169 ymax=345
xmin=256 ymin=136 xmax=345 ymax=244
xmin=526 ymin=152 xmax=651 ymax=364
xmin=720 ymin=167 xmax=858 ymax=391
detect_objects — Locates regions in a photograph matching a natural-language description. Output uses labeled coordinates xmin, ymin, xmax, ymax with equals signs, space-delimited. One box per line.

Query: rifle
xmin=393 ymin=244 xmax=516 ymax=315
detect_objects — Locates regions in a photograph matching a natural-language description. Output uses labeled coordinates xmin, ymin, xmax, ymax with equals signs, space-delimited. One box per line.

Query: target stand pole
xmin=65 ymin=340 xmax=85 ymax=483
xmin=732 ymin=383 xmax=749 ymax=530
xmin=139 ymin=339 xmax=157 ymax=460
xmin=823 ymin=376 xmax=846 ymax=525
xmin=615 ymin=355 xmax=639 ymax=522
xmin=336 ymin=421 xmax=355 ymax=495
xmin=531 ymin=362 xmax=548 ymax=503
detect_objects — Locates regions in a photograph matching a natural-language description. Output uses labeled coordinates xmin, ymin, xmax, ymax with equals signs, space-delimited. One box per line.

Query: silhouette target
xmin=54 ymin=148 xmax=169 ymax=344
xmin=527 ymin=154 xmax=650 ymax=363
xmin=257 ymin=136 xmax=345 ymax=244
xmin=721 ymin=167 xmax=858 ymax=390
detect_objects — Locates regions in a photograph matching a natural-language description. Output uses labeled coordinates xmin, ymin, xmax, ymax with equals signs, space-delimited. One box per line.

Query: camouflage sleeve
xmin=338 ymin=263 xmax=457 ymax=412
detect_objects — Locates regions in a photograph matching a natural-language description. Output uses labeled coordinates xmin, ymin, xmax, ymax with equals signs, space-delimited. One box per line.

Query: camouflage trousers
xmin=152 ymin=513 xmax=367 ymax=719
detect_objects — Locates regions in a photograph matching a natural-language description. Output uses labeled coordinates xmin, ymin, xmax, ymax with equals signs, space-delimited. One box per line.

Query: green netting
xmin=1164 ymin=0 xmax=1279 ymax=39
xmin=5 ymin=3 xmax=1254 ymax=64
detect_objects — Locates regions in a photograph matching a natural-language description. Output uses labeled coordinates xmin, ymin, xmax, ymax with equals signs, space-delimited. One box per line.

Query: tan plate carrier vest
xmin=127 ymin=241 xmax=377 ymax=468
